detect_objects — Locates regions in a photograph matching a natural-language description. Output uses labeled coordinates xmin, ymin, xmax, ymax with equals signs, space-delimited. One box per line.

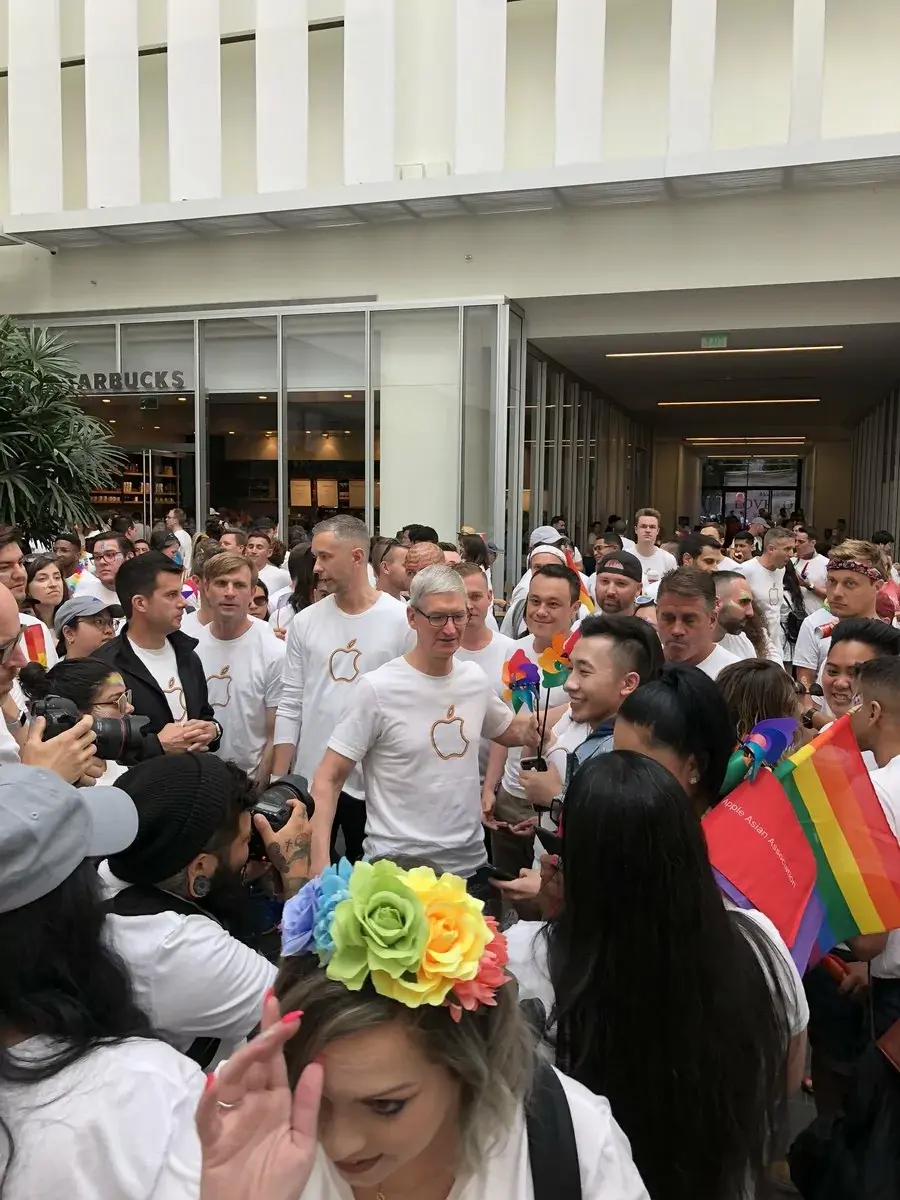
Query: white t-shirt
xmin=500 ymin=635 xmax=571 ymax=799
xmin=194 ymin=621 xmax=286 ymax=780
xmin=735 ymin=558 xmax=786 ymax=658
xmin=717 ymin=631 xmax=757 ymax=661
xmin=127 ymin=636 xmax=186 ymax=720
xmin=792 ymin=607 xmax=837 ymax=676
xmin=74 ymin=570 xmax=121 ymax=609
xmin=634 ymin=545 xmax=677 ymax=589
xmin=299 ymin=1069 xmax=648 ymax=1200
xmin=0 ymin=1036 xmax=203 ymax=1199
xmin=268 ymin=585 xmax=298 ymax=635
xmin=867 ymin=754 xmax=900 ymax=979
xmin=507 ymin=905 xmax=808 ymax=1041
xmin=456 ymin=631 xmax=518 ymax=779
xmin=696 ymin=643 xmax=741 ymax=680
xmin=0 ymin=718 xmax=19 ymax=763
xmin=181 ymin=610 xmax=271 ymax=640
xmin=274 ymin=592 xmax=414 ymax=799
xmin=173 ymin=528 xmax=192 ymax=574
xmin=795 ymin=553 xmax=829 ymax=615
xmin=328 ymin=656 xmax=513 ymax=876
xmin=97 ymin=861 xmax=277 ymax=1060
xmin=259 ymin=562 xmax=292 ymax=594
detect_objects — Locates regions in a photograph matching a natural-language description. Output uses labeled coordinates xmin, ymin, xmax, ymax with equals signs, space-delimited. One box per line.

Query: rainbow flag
xmin=22 ymin=622 xmax=48 ymax=667
xmin=704 ymin=716 xmax=900 ymax=971
xmin=563 ymin=548 xmax=594 ymax=613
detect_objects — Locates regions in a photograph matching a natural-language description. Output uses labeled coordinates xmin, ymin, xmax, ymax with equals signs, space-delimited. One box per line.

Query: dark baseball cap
xmin=595 ymin=551 xmax=643 ymax=584
xmin=0 ymin=765 xmax=138 ymax=913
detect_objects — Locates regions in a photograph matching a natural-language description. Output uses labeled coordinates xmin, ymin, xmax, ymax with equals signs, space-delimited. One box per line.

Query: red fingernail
xmin=204 ymin=1074 xmax=216 ymax=1092
xmin=281 ymin=1009 xmax=303 ymax=1024
xmin=549 ymin=855 xmax=560 ymax=867
xmin=264 ymin=987 xmax=275 ymax=1002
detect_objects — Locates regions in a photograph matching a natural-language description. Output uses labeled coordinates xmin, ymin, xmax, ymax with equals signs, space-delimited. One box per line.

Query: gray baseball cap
xmin=53 ymin=594 xmax=117 ymax=636
xmin=528 ymin=525 xmax=565 ymax=550
xmin=0 ymin=765 xmax=138 ymax=913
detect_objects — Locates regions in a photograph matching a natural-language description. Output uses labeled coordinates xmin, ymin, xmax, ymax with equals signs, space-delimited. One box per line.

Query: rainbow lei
xmin=281 ymin=859 xmax=511 ymax=1021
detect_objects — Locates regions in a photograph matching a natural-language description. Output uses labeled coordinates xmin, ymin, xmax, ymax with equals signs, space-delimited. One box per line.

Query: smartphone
xmin=484 ymin=864 xmax=520 ymax=883
xmin=535 ymin=827 xmax=562 ymax=857
xmin=520 ymin=755 xmax=548 ymax=772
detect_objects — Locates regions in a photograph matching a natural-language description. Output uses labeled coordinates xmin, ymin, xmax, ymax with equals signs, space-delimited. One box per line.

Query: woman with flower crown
xmin=197 ymin=857 xmax=649 ymax=1200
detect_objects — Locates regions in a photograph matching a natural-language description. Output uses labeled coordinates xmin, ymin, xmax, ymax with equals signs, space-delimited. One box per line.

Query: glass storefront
xmin=701 ymin=457 xmax=802 ymax=523
xmin=37 ymin=300 xmax=507 ymax=549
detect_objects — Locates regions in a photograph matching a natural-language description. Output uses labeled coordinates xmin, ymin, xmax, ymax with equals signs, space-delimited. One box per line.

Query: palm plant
xmin=0 ymin=318 xmax=125 ymax=543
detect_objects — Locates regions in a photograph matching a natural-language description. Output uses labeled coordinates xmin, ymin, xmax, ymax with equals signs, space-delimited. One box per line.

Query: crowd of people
xmin=1 ymin=499 xmax=900 ymax=1198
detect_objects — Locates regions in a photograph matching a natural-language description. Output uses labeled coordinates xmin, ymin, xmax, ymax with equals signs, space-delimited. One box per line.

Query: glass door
xmin=120 ymin=447 xmax=196 ymax=533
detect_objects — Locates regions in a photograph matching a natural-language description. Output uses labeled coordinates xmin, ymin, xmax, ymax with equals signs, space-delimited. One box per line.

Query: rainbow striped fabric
xmin=22 ymin=622 xmax=48 ymax=667
xmin=704 ymin=716 xmax=900 ymax=972
xmin=775 ymin=718 xmax=900 ymax=954
xmin=563 ymin=547 xmax=595 ymax=613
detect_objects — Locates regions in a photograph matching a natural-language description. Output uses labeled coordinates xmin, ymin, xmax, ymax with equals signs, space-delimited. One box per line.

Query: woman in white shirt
xmin=19 ymin=658 xmax=140 ymax=784
xmin=505 ymin=751 xmax=807 ymax=1200
xmin=269 ymin=543 xmax=318 ymax=639
xmin=0 ymin=766 xmax=202 ymax=1199
xmin=198 ymin=857 xmax=649 ymax=1200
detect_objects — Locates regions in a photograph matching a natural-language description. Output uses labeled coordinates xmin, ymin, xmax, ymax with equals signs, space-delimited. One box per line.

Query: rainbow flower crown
xmin=280 ymin=858 xmax=511 ymax=1021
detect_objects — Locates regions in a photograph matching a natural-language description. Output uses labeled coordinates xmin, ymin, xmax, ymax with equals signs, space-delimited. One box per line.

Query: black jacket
xmin=94 ymin=627 xmax=220 ymax=760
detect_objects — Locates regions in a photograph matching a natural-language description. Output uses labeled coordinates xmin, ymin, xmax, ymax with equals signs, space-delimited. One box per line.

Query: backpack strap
xmin=104 ymin=885 xmax=222 ymax=1070
xmin=526 ymin=1058 xmax=582 ymax=1200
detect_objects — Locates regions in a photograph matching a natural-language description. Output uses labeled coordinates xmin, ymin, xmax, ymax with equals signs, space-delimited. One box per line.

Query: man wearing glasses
xmin=310 ymin=563 xmax=539 ymax=900
xmin=272 ymin=516 xmax=414 ymax=867
xmin=75 ymin=534 xmax=133 ymax=608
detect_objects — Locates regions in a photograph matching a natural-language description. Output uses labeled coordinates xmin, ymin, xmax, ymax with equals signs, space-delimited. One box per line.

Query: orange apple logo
xmin=430 ymin=705 xmax=470 ymax=760
xmin=329 ymin=638 xmax=362 ymax=683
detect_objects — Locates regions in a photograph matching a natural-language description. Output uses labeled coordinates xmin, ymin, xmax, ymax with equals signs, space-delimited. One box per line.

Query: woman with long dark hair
xmin=20 ymin=553 xmax=67 ymax=631
xmin=0 ymin=766 xmax=202 ymax=1197
xmin=613 ymin=663 xmax=734 ymax=816
xmin=507 ymin=751 xmax=807 ymax=1200
xmin=269 ymin=543 xmax=317 ymax=638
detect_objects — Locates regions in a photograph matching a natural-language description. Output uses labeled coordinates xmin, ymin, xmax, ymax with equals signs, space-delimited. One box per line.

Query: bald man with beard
xmin=405 ymin=541 xmax=445 ymax=586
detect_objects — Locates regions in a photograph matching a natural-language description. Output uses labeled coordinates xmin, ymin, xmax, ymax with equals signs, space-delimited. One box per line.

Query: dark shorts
xmin=804 ymin=956 xmax=869 ymax=1075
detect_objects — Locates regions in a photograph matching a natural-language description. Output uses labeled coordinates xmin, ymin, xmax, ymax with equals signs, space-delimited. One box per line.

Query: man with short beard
xmin=713 ymin=571 xmax=781 ymax=662
xmin=592 ymin=551 xmax=643 ymax=617
xmin=97 ymin=753 xmax=311 ymax=1066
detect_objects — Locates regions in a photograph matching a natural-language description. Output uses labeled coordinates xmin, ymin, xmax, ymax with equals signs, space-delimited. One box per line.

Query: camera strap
xmin=103 ymin=884 xmax=222 ymax=1071
xmin=525 ymin=1058 xmax=582 ymax=1200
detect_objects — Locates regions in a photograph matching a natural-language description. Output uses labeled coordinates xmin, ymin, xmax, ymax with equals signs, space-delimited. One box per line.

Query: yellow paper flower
xmin=371 ymin=868 xmax=491 ymax=1007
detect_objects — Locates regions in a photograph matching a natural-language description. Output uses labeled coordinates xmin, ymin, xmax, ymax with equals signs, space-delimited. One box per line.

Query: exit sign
xmin=701 ymin=334 xmax=728 ymax=350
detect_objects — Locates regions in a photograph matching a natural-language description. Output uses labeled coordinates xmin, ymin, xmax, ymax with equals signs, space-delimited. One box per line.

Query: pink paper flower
xmin=448 ymin=917 xmax=512 ymax=1022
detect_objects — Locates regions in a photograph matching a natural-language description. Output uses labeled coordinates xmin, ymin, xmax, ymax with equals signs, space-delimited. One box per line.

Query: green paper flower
xmin=327 ymin=860 xmax=429 ymax=991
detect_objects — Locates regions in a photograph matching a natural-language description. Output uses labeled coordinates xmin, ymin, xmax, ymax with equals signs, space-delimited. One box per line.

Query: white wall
xmin=822 ymin=0 xmax=900 ymax=138
xmin=713 ymin=0 xmax=793 ymax=149
xmin=505 ymin=0 xmax=556 ymax=171
xmin=603 ymin=0 xmax=671 ymax=159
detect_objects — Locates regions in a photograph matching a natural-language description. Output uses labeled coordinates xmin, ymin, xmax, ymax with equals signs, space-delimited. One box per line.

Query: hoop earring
xmin=192 ymin=875 xmax=211 ymax=899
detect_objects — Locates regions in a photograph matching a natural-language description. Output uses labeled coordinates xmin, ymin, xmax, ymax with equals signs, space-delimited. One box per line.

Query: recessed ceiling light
xmin=304 ymin=429 xmax=311 ymax=434
xmin=228 ymin=430 xmax=235 ymax=435
xmin=658 ymin=398 xmax=821 ymax=408
xmin=110 ymin=419 xmax=116 ymax=423
xmin=258 ymin=394 xmax=268 ymax=400
xmin=101 ymin=397 xmax=111 ymax=403
xmin=607 ymin=345 xmax=844 ymax=359
xmin=343 ymin=393 xmax=353 ymax=398
xmin=178 ymin=396 xmax=187 ymax=402
xmin=344 ymin=429 xmax=351 ymax=434
xmin=153 ymin=425 xmax=160 ymax=430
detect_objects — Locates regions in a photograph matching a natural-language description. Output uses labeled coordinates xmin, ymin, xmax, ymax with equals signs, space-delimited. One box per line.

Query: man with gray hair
xmin=271 ymin=515 xmax=413 ymax=863
xmin=309 ymin=564 xmax=538 ymax=896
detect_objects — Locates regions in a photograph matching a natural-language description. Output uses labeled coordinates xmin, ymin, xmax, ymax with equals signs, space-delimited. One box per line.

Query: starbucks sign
xmin=77 ymin=370 xmax=188 ymax=392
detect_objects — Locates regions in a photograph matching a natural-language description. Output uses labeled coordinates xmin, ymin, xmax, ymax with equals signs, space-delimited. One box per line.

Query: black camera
xmin=30 ymin=695 xmax=149 ymax=761
xmin=249 ymin=774 xmax=315 ymax=862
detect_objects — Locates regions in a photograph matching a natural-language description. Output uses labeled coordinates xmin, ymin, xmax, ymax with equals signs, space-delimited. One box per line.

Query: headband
xmin=281 ymin=858 xmax=511 ymax=1022
xmin=827 ymin=558 xmax=885 ymax=582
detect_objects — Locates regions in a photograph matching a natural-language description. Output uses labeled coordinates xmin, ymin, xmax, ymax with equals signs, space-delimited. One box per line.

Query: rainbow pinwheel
xmin=502 ymin=649 xmax=541 ymax=712
xmin=720 ymin=717 xmax=800 ymax=794
xmin=537 ymin=633 xmax=574 ymax=689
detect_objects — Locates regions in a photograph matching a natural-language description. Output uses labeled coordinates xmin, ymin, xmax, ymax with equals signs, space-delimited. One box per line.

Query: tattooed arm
xmin=252 ymin=800 xmax=313 ymax=899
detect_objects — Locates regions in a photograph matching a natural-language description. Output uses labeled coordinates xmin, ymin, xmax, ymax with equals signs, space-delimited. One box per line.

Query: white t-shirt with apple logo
xmin=194 ymin=620 xmax=286 ymax=781
xmin=328 ymin=656 xmax=514 ymax=876
xmin=273 ymin=592 xmax=415 ymax=799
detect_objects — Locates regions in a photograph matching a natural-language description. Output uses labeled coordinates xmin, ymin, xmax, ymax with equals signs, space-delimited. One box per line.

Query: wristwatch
xmin=210 ymin=718 xmax=223 ymax=742
xmin=802 ymin=709 xmax=816 ymax=730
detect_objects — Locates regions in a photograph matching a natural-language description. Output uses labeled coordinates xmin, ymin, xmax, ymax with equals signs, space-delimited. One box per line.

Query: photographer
xmin=19 ymin=659 xmax=138 ymax=785
xmin=97 ymin=753 xmax=312 ymax=1066
xmin=0 ymin=581 xmax=99 ymax=781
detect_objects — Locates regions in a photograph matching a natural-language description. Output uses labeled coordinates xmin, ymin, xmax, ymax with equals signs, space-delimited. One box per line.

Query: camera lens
xmin=92 ymin=715 xmax=149 ymax=761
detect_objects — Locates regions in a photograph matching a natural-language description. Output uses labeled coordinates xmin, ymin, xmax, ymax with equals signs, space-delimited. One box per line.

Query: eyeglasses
xmin=414 ymin=607 xmax=468 ymax=629
xmin=95 ymin=689 xmax=132 ymax=715
xmin=0 ymin=626 xmax=24 ymax=665
xmin=793 ymin=680 xmax=824 ymax=698
xmin=93 ymin=551 xmax=123 ymax=564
